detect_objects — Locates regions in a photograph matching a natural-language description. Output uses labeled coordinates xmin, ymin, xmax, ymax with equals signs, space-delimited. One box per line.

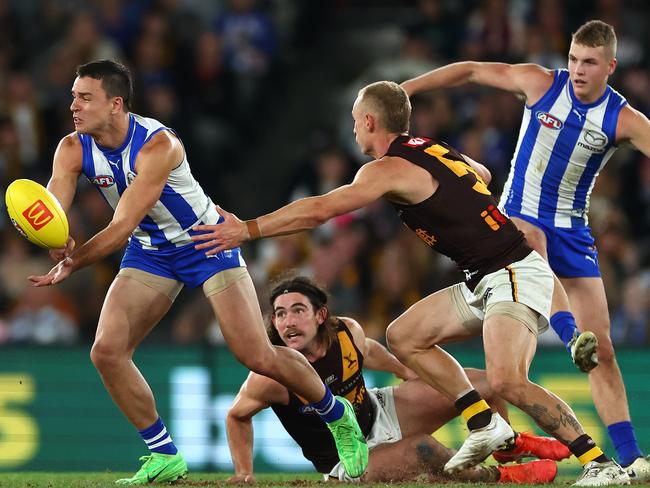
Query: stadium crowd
xmin=0 ymin=0 xmax=649 ymax=346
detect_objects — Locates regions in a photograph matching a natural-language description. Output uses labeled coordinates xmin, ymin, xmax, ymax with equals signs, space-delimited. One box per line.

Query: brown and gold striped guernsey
xmin=385 ymin=135 xmax=532 ymax=291
xmin=270 ymin=319 xmax=373 ymax=473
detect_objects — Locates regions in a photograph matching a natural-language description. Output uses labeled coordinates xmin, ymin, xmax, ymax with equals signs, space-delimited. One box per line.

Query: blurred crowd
xmin=0 ymin=0 xmax=649 ymax=347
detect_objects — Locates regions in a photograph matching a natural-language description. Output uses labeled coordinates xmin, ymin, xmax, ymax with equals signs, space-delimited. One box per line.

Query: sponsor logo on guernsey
xmin=536 ymin=111 xmax=563 ymax=130
xmin=415 ymin=228 xmax=437 ymax=247
xmin=92 ymin=175 xmax=115 ymax=187
xmin=569 ymin=208 xmax=587 ymax=218
xmin=578 ymin=129 xmax=608 ymax=153
xmin=403 ymin=136 xmax=431 ymax=147
xmin=343 ymin=353 xmax=358 ymax=370
xmin=22 ymin=200 xmax=54 ymax=230
xmin=480 ymin=204 xmax=507 ymax=231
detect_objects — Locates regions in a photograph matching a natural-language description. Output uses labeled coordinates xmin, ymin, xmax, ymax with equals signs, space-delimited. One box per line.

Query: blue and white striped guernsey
xmin=79 ymin=113 xmax=220 ymax=250
xmin=499 ymin=69 xmax=627 ymax=228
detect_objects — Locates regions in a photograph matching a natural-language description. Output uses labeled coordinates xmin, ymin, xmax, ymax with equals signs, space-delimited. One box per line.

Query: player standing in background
xmin=401 ymin=19 xmax=650 ymax=480
xmin=27 ymin=59 xmax=368 ymax=484
xmin=227 ymin=275 xmax=564 ymax=484
xmin=192 ymin=80 xmax=630 ymax=486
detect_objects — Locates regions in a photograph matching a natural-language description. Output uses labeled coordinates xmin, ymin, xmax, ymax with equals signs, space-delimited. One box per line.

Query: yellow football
xmin=5 ymin=179 xmax=69 ymax=249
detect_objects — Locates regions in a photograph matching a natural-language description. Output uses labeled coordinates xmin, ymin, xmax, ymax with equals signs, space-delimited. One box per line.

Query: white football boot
xmin=625 ymin=455 xmax=650 ymax=482
xmin=444 ymin=412 xmax=515 ymax=473
xmin=573 ymin=460 xmax=630 ymax=486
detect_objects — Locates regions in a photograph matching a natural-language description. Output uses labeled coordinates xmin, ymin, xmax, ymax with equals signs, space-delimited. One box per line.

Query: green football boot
xmin=115 ymin=452 xmax=188 ymax=485
xmin=327 ymin=396 xmax=369 ymax=479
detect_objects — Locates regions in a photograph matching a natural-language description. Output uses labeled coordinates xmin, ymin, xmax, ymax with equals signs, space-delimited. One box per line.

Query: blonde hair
xmin=572 ymin=20 xmax=617 ymax=58
xmin=358 ymin=81 xmax=411 ymax=134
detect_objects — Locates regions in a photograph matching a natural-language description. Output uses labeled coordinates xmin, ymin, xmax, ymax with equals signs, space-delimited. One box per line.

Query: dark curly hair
xmin=266 ymin=275 xmax=339 ymax=349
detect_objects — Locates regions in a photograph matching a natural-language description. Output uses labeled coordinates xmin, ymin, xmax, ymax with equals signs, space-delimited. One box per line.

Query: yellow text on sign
xmin=0 ymin=374 xmax=38 ymax=468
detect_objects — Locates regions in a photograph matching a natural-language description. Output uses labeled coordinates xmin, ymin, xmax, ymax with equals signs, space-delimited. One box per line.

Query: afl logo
xmin=536 ymin=111 xmax=563 ymax=130
xmin=92 ymin=175 xmax=115 ymax=187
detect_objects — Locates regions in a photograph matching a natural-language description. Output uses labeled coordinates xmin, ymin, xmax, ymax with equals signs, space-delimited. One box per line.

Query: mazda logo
xmin=583 ymin=130 xmax=607 ymax=147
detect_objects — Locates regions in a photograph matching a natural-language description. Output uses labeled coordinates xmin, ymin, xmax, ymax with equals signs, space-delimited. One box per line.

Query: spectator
xmin=213 ymin=0 xmax=277 ymax=121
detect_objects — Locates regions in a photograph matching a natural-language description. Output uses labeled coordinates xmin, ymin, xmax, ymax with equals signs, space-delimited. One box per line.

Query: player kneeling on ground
xmin=226 ymin=276 xmax=567 ymax=483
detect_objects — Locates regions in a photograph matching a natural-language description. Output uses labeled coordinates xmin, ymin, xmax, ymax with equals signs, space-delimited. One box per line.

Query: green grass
xmin=0 ymin=472 xmax=631 ymax=488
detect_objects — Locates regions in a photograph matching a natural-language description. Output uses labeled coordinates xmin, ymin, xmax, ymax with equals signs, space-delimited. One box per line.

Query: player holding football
xmin=227 ymin=275 xmax=565 ymax=483
xmin=27 ymin=60 xmax=368 ymax=483
xmin=400 ymin=19 xmax=650 ymax=479
xmin=192 ymin=80 xmax=629 ymax=485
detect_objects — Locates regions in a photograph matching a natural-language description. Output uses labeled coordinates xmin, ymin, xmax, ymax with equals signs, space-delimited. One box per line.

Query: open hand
xmin=27 ymin=257 xmax=74 ymax=286
xmin=192 ymin=206 xmax=248 ymax=255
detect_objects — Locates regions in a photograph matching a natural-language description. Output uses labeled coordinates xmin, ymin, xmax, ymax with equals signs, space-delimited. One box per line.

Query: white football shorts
xmin=451 ymin=250 xmax=554 ymax=335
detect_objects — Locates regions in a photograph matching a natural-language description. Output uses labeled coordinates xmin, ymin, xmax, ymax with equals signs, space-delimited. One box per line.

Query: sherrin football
xmin=5 ymin=179 xmax=69 ymax=249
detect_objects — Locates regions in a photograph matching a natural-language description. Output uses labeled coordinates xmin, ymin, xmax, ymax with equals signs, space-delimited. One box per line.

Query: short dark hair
xmin=266 ymin=275 xmax=339 ymax=349
xmin=572 ymin=20 xmax=617 ymax=58
xmin=76 ymin=59 xmax=134 ymax=111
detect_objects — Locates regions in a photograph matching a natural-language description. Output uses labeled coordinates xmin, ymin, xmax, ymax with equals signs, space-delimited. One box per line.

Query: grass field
xmin=0 ymin=472 xmax=632 ymax=488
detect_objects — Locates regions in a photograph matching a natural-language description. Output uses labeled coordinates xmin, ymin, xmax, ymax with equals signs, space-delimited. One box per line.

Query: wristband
xmin=245 ymin=219 xmax=262 ymax=240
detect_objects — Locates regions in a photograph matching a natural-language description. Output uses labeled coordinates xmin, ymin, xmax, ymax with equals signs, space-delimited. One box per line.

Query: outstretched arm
xmin=192 ymin=159 xmax=402 ymax=255
xmin=401 ymin=62 xmax=553 ymax=104
xmin=341 ymin=317 xmax=417 ymax=381
xmin=227 ymin=373 xmax=288 ymax=483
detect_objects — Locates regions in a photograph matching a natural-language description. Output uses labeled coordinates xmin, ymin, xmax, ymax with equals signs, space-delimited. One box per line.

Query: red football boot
xmin=497 ymin=459 xmax=558 ymax=484
xmin=493 ymin=432 xmax=570 ymax=463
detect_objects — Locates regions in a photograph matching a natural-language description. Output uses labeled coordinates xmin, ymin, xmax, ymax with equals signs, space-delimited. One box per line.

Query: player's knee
xmin=487 ymin=374 xmax=527 ymax=404
xmin=90 ymin=340 xmax=122 ymax=371
xmin=596 ymin=335 xmax=616 ymax=365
